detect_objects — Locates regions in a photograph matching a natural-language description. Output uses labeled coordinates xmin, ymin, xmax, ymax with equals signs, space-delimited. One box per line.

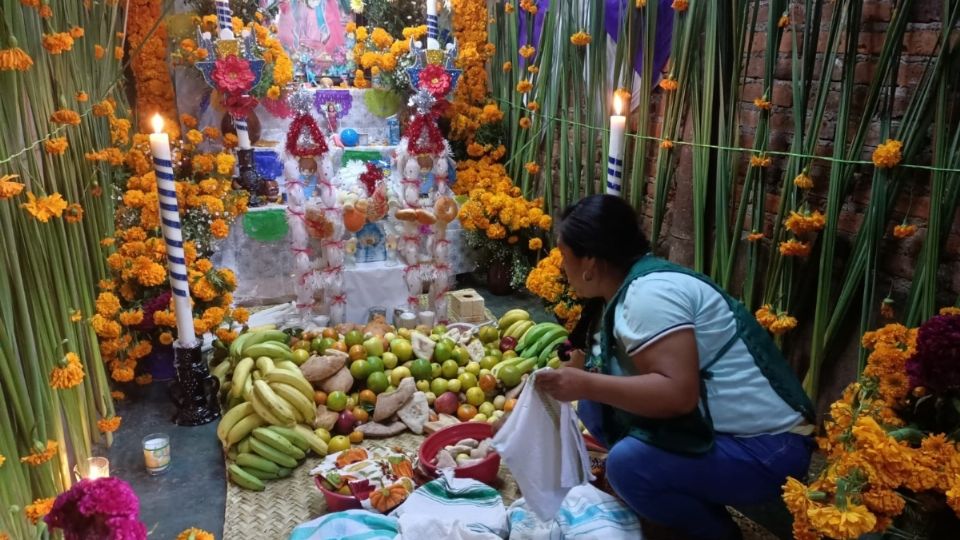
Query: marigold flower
xmin=778 ymin=15 xmax=790 ymax=28
xmin=504 ymin=2 xmax=515 ymax=13
xmin=21 ymin=440 xmax=57 ymax=466
xmin=570 ymin=31 xmax=592 ymax=46
xmin=524 ymin=162 xmax=540 ymax=175
xmin=793 ymin=171 xmax=814 ymax=189
xmin=98 ymin=416 xmax=122 ymax=433
xmin=159 ymin=332 xmax=174 ymax=345
xmin=0 ymin=174 xmax=24 ymax=199
xmin=50 ymin=352 xmax=85 ymax=389
xmin=70 ymin=309 xmax=83 ymax=322
xmin=69 ymin=27 xmax=86 ymax=39
xmin=22 ymin=192 xmax=68 ymax=222
xmin=114 ymin=46 xmax=124 ymax=60
xmin=872 ymin=139 xmax=903 ymax=169
xmin=527 ymin=101 xmax=540 ymax=112
xmin=892 ymin=223 xmax=916 ymax=239
xmin=806 ymin=503 xmax=876 ymax=540
xmin=519 ymin=117 xmax=531 ymax=129
xmin=784 ymin=210 xmax=826 ymax=235
xmin=0 ymin=47 xmax=34 ymax=71
xmin=96 ymin=291 xmax=121 ymax=317
xmin=177 ymin=528 xmax=215 ymax=540
xmin=44 ymin=137 xmax=69 ymax=155
xmin=660 ymin=139 xmax=674 ymax=150
xmin=516 ymin=79 xmax=533 ymax=93
xmin=671 ymin=0 xmax=689 ymax=11
xmin=25 ymin=498 xmax=55 ymax=524
xmin=779 ymin=239 xmax=811 ymax=257
xmin=527 ymin=65 xmax=539 ymax=74
xmin=503 ymin=61 xmax=512 ymax=72
xmin=232 ymin=307 xmax=250 ymax=324
xmin=635 ymin=0 xmax=646 ymax=7
xmin=747 ymin=231 xmax=764 ymax=242
xmin=267 ymin=85 xmax=281 ymax=100
xmin=769 ymin=315 xmax=798 ymax=336
xmin=94 ymin=44 xmax=105 ymax=59
xmin=519 ymin=45 xmax=535 ymax=59
xmin=181 ymin=113 xmax=198 ymax=128
xmin=750 ymin=154 xmax=772 ymax=168
xmin=754 ymin=305 xmax=777 ymax=329
xmin=939 ymin=307 xmax=960 ymax=316
xmin=529 ymin=238 xmax=543 ymax=251
xmin=135 ymin=374 xmax=153 ymax=385
xmin=754 ymin=97 xmax=772 ymax=110
xmin=112 ymin=366 xmax=135 ymax=382
xmin=42 ymin=32 xmax=75 ymax=54
xmin=659 ymin=78 xmax=679 ymax=91
xmin=520 ymin=0 xmax=538 ymax=14
xmin=50 ymin=109 xmax=81 ymax=126
xmin=111 ymin=390 xmax=126 ymax=401
xmin=185 ymin=129 xmax=203 ymax=146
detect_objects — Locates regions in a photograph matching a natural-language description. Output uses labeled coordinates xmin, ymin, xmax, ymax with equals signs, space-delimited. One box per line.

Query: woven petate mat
xmin=222 ymin=432 xmax=521 ymax=540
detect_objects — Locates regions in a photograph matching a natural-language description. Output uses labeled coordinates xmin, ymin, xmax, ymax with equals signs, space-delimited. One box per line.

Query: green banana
xmin=263 ymin=370 xmax=314 ymax=402
xmin=239 ymin=329 xmax=289 ymax=355
xmin=537 ymin=335 xmax=569 ymax=367
xmin=225 ymin=412 xmax=266 ymax=448
xmin=252 ymin=427 xmax=305 ymax=460
xmin=228 ymin=464 xmax=266 ymax=491
xmin=217 ymin=402 xmax=255 ymax=443
xmin=517 ymin=323 xmax=565 ymax=352
xmin=229 ymin=332 xmax=254 ymax=359
xmin=293 ymin=424 xmax=328 ymax=457
xmin=266 ymin=426 xmax=311 ymax=452
xmin=255 ymin=356 xmax=275 ymax=375
xmin=230 ymin=357 xmax=255 ymax=399
xmin=237 ymin=452 xmax=281 ymax=474
xmin=251 ymin=380 xmax=298 ymax=426
xmin=243 ymin=342 xmax=293 ymax=361
xmin=238 ymin=437 xmax=252 ymax=454
xmin=269 ymin=382 xmax=317 ymax=425
xmin=492 ymin=355 xmax=525 ymax=377
xmin=275 ymin=467 xmax=293 ymax=478
xmin=506 ymin=320 xmax=535 ymax=340
xmin=226 ymin=446 xmax=238 ymax=462
xmin=249 ymin=437 xmax=299 ymax=468
xmin=242 ymin=467 xmax=281 ymax=481
xmin=523 ymin=328 xmax=568 ymax=359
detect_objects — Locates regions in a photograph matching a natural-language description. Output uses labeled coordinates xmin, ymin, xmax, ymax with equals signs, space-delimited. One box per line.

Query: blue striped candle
xmin=606 ymin=95 xmax=626 ymax=196
xmin=215 ymin=0 xmax=235 ymax=39
xmin=426 ymin=0 xmax=440 ymax=49
xmin=149 ymin=115 xmax=197 ymax=346
xmin=234 ymin=116 xmax=251 ymax=150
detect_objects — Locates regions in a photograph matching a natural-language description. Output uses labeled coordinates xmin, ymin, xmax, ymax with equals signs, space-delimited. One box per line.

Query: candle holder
xmin=168 ymin=342 xmax=221 ymax=426
xmin=74 ymin=457 xmax=110 ymax=481
xmin=142 ymin=433 xmax=171 ymax=475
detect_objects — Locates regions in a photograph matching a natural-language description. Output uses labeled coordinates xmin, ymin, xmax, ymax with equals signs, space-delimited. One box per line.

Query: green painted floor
xmin=109 ymin=277 xmax=793 ymax=539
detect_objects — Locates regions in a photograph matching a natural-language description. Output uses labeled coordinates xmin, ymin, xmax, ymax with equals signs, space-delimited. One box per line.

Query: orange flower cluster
xmin=872 ymin=139 xmax=903 ymax=169
xmin=20 ymin=440 xmax=58 ymax=466
xmin=127 ymin=0 xmax=177 ymax=136
xmin=754 ymin=304 xmax=797 ymax=336
xmin=449 ymin=0 xmax=498 ymax=152
xmin=892 ymin=223 xmax=917 ymax=239
xmin=784 ymin=209 xmax=826 ymax=235
xmin=456 ymin=157 xmax=551 ymax=245
xmin=526 ymin=248 xmax=582 ymax=331
xmin=25 ymin=498 xmax=55 ymax=525
xmin=50 ymin=352 xmax=85 ymax=390
xmin=784 ymin=323 xmax=960 ymax=539
xmin=793 ymin=170 xmax=814 ymax=189
xmin=98 ymin=416 xmax=122 ymax=433
xmin=0 ymin=47 xmax=34 ymax=71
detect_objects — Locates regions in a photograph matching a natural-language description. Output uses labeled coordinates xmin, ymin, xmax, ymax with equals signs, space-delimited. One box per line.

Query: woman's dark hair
xmin=559 ymin=194 xmax=650 ymax=273
xmin=558 ymin=195 xmax=650 ymax=355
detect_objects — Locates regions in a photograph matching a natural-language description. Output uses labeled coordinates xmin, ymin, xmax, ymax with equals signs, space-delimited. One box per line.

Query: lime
xmin=430 ymin=378 xmax=449 ymax=395
xmin=465 ymin=361 xmax=481 ymax=376
xmin=479 ymin=401 xmax=496 ymax=417
xmin=441 ymin=359 xmax=459 ymax=378
xmin=319 ymin=337 xmax=337 ymax=353
xmin=410 ymin=358 xmax=432 ymax=380
xmin=499 ymin=365 xmax=522 ymax=388
xmin=466 ymin=387 xmax=485 ymax=406
xmin=345 ymin=330 xmax=364 ymax=347
xmin=447 ymin=378 xmax=462 ymax=393
xmin=431 ymin=362 xmax=442 ymax=379
xmin=366 ymin=356 xmax=385 ymax=373
xmin=367 ymin=371 xmax=389 ymax=393
xmin=458 ymin=372 xmax=478 ymax=390
xmin=479 ymin=355 xmax=500 ymax=371
xmin=349 ymin=359 xmax=370 ymax=380
xmin=433 ymin=342 xmax=453 ymax=363
xmin=326 ymin=391 xmax=348 ymax=412
xmin=292 ymin=348 xmax=310 ymax=365
xmin=311 ymin=337 xmax=325 ymax=352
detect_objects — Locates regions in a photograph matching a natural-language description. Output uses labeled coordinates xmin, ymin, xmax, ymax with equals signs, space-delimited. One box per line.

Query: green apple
xmin=366 ymin=356 xmax=385 ymax=373
xmin=486 ymin=415 xmax=498 ymax=424
xmin=433 ymin=341 xmax=453 ymax=363
xmin=382 ymin=352 xmax=398 ymax=369
xmin=363 ymin=337 xmax=385 ymax=357
xmin=493 ymin=395 xmax=506 ymax=410
xmin=429 ymin=334 xmax=441 ymax=342
xmin=390 ymin=339 xmax=413 ymax=362
xmin=441 ymin=359 xmax=459 ymax=379
xmin=478 ymin=401 xmax=495 ymax=417
xmin=425 ymin=391 xmax=436 ymax=405
xmin=430 ymin=378 xmax=449 ymax=396
xmin=466 ymin=387 xmax=485 ymax=406
xmin=473 ymin=413 xmax=487 ymax=423
xmin=349 ymin=359 xmax=370 ymax=380
xmin=455 ymin=346 xmax=471 ymax=365
xmin=431 ymin=362 xmax=442 ymax=379
xmin=416 ymin=380 xmax=430 ymax=392
xmin=390 ymin=366 xmax=412 ymax=386
xmin=433 ymin=325 xmax=448 ymax=335
xmin=479 ymin=356 xmax=499 ymax=371
xmin=447 ymin=378 xmax=462 ymax=393
xmin=465 ymin=361 xmax=480 ymax=376
xmin=310 ymin=337 xmax=325 ymax=352
xmin=458 ymin=372 xmax=478 ymax=390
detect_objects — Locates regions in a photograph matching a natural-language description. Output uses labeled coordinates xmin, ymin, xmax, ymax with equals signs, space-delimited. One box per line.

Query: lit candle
xmin=86 ymin=457 xmax=110 ymax=479
xmin=215 ymin=0 xmax=235 ymax=40
xmin=426 ymin=0 xmax=440 ymax=50
xmin=607 ymin=95 xmax=626 ymax=196
xmin=148 ymin=115 xmax=197 ymax=347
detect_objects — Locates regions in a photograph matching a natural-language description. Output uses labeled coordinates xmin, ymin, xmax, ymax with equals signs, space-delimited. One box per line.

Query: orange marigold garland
xmin=21 ymin=440 xmax=58 ymax=466
xmin=50 ymin=352 xmax=85 ymax=389
xmin=127 ymin=0 xmax=177 ymax=134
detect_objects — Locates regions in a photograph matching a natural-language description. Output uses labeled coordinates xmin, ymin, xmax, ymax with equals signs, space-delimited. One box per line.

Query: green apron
xmin=595 ymin=256 xmax=815 ymax=456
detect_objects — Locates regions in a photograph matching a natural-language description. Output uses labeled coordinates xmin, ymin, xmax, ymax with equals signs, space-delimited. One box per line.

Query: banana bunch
xmin=516 ymin=322 xmax=569 ymax=368
xmin=497 ymin=309 xmax=531 ymax=334
xmin=225 ymin=425 xmax=329 ymax=491
xmin=209 ymin=327 xmax=299 ymax=410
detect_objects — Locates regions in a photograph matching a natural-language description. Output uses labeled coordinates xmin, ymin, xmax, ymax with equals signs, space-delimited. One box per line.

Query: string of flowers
xmin=128 ymin=0 xmax=178 ymax=135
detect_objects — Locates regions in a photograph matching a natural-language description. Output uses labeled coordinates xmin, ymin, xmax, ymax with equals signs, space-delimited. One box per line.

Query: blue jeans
xmin=579 ymin=400 xmax=812 ymax=540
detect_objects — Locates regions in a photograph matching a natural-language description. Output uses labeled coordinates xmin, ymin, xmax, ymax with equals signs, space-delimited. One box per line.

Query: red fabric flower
xmin=419 ymin=64 xmax=452 ymax=98
xmin=212 ymin=56 xmax=255 ymax=94
xmin=223 ymin=94 xmax=259 ymax=118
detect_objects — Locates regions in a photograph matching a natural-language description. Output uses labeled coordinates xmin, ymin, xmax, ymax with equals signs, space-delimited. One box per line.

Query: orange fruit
xmin=457 ymin=404 xmax=478 ymax=422
xmin=349 ymin=344 xmax=367 ymax=361
xmin=479 ymin=374 xmax=497 ymax=393
xmin=358 ymin=389 xmax=377 ymax=405
xmin=348 ymin=430 xmax=364 ymax=444
xmin=504 ymin=398 xmax=517 ymax=413
xmin=321 ymin=327 xmax=338 ymax=340
xmin=314 ymin=390 xmax=328 ymax=405
xmin=352 ymin=407 xmax=369 ymax=423
xmin=330 ymin=341 xmax=348 ymax=353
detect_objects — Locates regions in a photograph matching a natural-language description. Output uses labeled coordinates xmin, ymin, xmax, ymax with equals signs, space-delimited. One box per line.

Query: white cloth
xmin=492 ymin=371 xmax=594 ymax=521
xmin=288 ymin=510 xmax=400 ymax=540
xmin=393 ymin=470 xmax=508 ymax=539
xmin=507 ymin=484 xmax=644 ymax=540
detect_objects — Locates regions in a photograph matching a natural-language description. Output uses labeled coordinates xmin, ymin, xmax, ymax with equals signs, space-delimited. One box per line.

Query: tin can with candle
xmin=142 ymin=433 xmax=171 ymax=475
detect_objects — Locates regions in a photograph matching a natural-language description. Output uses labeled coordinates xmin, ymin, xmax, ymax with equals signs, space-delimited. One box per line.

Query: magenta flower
xmin=45 ymin=478 xmax=147 ymax=540
xmin=212 ymin=56 xmax=255 ymax=94
xmin=906 ymin=313 xmax=960 ymax=394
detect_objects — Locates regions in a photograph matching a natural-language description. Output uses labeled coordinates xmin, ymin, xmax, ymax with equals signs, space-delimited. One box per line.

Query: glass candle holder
xmin=74 ymin=456 xmax=110 ymax=481
xmin=142 ymin=433 xmax=171 ymax=475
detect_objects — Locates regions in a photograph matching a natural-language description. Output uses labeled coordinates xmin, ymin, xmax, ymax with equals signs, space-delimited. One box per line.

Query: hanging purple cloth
xmin=605 ymin=0 xmax=674 ymax=80
xmin=517 ymin=0 xmax=550 ymax=69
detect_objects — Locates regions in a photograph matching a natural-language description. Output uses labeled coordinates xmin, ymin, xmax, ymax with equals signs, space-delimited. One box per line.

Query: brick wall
xmin=639 ymin=0 xmax=959 ymax=410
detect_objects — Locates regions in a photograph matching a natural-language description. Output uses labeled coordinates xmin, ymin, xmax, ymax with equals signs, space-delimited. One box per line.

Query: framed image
xmin=274 ymin=0 xmax=357 ymax=80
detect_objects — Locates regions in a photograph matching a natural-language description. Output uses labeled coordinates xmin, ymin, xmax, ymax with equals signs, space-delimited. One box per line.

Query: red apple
xmin=335 ymin=410 xmax=358 ymax=435
xmin=434 ymin=391 xmax=460 ymax=415
xmin=499 ymin=336 xmax=518 ymax=352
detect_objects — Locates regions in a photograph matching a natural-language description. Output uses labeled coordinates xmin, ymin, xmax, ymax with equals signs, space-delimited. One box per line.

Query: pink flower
xmin=212 ymin=56 xmax=255 ymax=94
xmin=419 ymin=64 xmax=452 ymax=98
xmin=45 ymin=478 xmax=146 ymax=540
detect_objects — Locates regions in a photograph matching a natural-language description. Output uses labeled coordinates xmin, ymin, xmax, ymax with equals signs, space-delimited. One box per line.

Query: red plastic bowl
xmin=418 ymin=422 xmax=500 ymax=486
xmin=314 ymin=476 xmax=362 ymax=511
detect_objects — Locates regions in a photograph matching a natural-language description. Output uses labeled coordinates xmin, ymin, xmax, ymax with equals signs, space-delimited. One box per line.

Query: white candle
xmin=426 ymin=0 xmax=440 ymax=50
xmin=86 ymin=457 xmax=110 ymax=479
xmin=234 ymin=116 xmax=251 ymax=150
xmin=607 ymin=95 xmax=626 ymax=196
xmin=215 ymin=0 xmax=233 ymax=34
xmin=148 ymin=115 xmax=198 ymax=347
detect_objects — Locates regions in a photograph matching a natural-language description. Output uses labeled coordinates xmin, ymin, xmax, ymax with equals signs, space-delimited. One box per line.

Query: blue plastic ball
xmin=340 ymin=128 xmax=360 ymax=147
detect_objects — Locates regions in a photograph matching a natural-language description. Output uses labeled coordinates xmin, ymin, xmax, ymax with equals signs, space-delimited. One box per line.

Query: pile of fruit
xmin=209 ymin=308 xmax=568 ymax=490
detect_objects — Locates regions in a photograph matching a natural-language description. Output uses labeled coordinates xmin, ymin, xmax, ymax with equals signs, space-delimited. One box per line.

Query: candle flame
xmin=151 ymin=114 xmax=164 ymax=134
xmin=614 ymin=95 xmax=623 ymax=116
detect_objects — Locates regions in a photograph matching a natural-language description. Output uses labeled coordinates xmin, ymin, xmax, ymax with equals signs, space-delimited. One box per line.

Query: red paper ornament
xmin=286 ymin=114 xmax=329 ymax=157
xmin=405 ymin=112 xmax=445 ymax=156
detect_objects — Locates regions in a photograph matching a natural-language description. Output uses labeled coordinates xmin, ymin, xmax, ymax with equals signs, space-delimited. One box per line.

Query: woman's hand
xmin=535 ymin=367 xmax=589 ymax=402
xmin=566 ymin=348 xmax=586 ymax=369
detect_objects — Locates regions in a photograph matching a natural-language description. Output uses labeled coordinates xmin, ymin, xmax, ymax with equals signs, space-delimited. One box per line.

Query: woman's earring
xmin=582 ymin=272 xmax=593 ymax=283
